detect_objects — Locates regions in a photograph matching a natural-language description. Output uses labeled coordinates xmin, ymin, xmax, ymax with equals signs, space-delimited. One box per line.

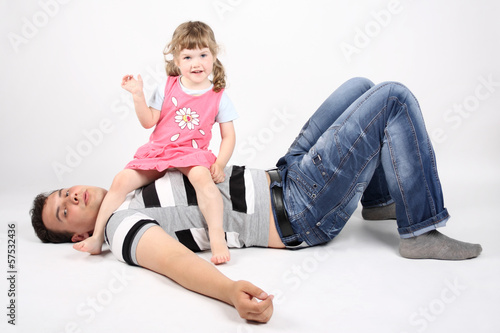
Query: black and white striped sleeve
xmin=105 ymin=212 xmax=159 ymax=266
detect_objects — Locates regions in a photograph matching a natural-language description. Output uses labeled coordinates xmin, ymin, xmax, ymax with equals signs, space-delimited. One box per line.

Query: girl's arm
xmin=121 ymin=74 xmax=161 ymax=129
xmin=136 ymin=225 xmax=274 ymax=322
xmin=211 ymin=121 xmax=236 ymax=183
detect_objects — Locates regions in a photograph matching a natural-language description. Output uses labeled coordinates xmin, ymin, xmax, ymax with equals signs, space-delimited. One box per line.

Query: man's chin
xmin=90 ymin=188 xmax=107 ymax=206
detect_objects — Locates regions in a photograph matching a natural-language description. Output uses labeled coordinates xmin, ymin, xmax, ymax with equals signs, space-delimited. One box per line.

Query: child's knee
xmin=187 ymin=166 xmax=212 ymax=185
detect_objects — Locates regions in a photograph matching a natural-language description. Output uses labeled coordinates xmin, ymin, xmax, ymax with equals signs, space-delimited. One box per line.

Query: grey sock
xmin=399 ymin=230 xmax=482 ymax=260
xmin=362 ymin=203 xmax=396 ymax=220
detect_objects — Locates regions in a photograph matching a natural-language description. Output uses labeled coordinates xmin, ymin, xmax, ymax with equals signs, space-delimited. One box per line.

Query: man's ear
xmin=71 ymin=232 xmax=90 ymax=243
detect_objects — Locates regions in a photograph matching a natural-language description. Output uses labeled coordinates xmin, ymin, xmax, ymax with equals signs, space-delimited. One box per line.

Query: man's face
xmin=42 ymin=185 xmax=107 ymax=241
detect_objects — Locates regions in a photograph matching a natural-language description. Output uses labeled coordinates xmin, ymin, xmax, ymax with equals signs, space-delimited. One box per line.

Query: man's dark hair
xmin=30 ymin=192 xmax=73 ymax=243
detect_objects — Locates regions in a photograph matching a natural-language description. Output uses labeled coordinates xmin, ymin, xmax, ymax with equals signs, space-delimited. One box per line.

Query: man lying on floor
xmin=30 ymin=78 xmax=482 ymax=322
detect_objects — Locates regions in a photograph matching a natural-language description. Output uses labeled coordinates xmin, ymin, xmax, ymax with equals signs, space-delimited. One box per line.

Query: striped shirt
xmin=104 ymin=166 xmax=270 ymax=266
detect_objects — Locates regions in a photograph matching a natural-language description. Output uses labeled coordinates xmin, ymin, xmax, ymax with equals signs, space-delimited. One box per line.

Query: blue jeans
xmin=274 ymin=78 xmax=449 ymax=247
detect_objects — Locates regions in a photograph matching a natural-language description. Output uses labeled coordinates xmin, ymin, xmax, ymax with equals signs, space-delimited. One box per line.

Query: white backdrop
xmin=1 ymin=1 xmax=500 ymax=332
xmin=1 ymin=0 xmax=499 ymax=193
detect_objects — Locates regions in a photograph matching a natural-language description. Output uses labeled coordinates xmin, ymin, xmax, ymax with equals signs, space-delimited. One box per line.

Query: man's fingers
xmin=232 ymin=281 xmax=274 ymax=322
xmin=240 ymin=281 xmax=268 ymax=300
xmin=250 ymin=294 xmax=274 ymax=311
xmin=245 ymin=295 xmax=274 ymax=322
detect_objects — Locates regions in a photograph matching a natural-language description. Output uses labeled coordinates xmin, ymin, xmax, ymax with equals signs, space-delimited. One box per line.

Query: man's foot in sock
xmin=362 ymin=203 xmax=396 ymax=220
xmin=399 ymin=230 xmax=482 ymax=260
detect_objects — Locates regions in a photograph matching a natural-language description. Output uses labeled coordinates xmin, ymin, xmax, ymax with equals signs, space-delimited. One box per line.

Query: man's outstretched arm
xmin=135 ymin=226 xmax=274 ymax=322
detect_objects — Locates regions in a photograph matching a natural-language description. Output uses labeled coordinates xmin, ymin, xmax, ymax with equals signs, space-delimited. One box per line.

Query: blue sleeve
xmin=215 ymin=91 xmax=239 ymax=123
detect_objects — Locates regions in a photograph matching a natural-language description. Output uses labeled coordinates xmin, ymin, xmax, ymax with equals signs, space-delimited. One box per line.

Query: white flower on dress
xmin=175 ymin=108 xmax=200 ymax=130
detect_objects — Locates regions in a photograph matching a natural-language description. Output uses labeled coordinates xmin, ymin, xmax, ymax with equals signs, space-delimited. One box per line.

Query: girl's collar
xmin=178 ymin=76 xmax=213 ymax=94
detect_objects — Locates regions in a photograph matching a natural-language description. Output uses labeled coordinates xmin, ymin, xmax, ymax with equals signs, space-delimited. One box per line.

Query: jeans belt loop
xmin=268 ymin=169 xmax=294 ymax=238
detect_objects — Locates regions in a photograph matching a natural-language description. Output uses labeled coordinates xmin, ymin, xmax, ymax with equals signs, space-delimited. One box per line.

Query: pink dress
xmin=125 ymin=76 xmax=223 ymax=171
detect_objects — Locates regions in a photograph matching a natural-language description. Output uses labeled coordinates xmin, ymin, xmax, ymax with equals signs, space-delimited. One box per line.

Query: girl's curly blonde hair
xmin=164 ymin=21 xmax=226 ymax=93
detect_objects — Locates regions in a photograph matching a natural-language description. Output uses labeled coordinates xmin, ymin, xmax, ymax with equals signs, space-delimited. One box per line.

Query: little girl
xmin=73 ymin=21 xmax=237 ymax=264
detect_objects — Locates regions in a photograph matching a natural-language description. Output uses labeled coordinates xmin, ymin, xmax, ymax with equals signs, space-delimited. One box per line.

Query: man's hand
xmin=121 ymin=74 xmax=144 ymax=95
xmin=73 ymin=235 xmax=103 ymax=255
xmin=210 ymin=162 xmax=225 ymax=183
xmin=229 ymin=280 xmax=274 ymax=323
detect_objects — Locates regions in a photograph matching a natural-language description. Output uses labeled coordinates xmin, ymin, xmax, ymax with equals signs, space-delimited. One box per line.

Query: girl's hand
xmin=121 ymin=74 xmax=144 ymax=95
xmin=229 ymin=280 xmax=274 ymax=323
xmin=73 ymin=236 xmax=103 ymax=255
xmin=210 ymin=163 xmax=225 ymax=183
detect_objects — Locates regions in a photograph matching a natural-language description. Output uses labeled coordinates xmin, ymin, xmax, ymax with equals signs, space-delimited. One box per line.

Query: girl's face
xmin=175 ymin=47 xmax=215 ymax=90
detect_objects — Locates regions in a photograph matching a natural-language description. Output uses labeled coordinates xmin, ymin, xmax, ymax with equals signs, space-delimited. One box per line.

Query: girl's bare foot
xmin=209 ymin=231 xmax=230 ymax=264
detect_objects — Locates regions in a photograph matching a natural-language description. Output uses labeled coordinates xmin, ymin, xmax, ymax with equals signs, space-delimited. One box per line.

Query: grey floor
xmin=2 ymin=178 xmax=497 ymax=333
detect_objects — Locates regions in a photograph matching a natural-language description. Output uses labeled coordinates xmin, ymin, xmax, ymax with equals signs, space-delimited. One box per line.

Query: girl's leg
xmin=178 ymin=166 xmax=229 ymax=265
xmin=73 ymin=168 xmax=164 ymax=254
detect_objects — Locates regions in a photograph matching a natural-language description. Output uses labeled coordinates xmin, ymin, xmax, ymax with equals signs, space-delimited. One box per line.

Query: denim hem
xmin=399 ymin=219 xmax=448 ymax=238
xmin=397 ymin=209 xmax=450 ymax=237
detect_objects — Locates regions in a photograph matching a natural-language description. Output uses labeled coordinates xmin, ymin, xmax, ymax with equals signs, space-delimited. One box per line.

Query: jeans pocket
xmin=287 ymin=168 xmax=318 ymax=201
